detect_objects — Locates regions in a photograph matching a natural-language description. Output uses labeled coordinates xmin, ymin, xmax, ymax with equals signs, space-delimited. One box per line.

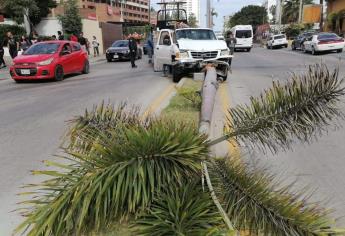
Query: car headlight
xmin=176 ymin=50 xmax=189 ymax=59
xmin=221 ymin=49 xmax=230 ymax=56
xmin=37 ymin=58 xmax=54 ymax=66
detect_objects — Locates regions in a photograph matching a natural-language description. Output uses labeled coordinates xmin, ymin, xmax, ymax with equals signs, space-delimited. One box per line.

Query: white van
xmin=231 ymin=25 xmax=253 ymax=52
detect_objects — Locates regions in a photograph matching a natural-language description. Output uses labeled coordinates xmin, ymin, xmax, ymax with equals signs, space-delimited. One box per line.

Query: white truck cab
xmin=153 ymin=28 xmax=232 ymax=82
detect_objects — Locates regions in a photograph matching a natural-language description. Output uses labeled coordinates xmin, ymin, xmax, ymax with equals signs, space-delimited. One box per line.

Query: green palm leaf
xmin=16 ymin=115 xmax=209 ymax=235
xmin=210 ymin=65 xmax=345 ymax=152
xmin=210 ymin=158 xmax=333 ymax=235
xmin=134 ymin=180 xmax=225 ymax=236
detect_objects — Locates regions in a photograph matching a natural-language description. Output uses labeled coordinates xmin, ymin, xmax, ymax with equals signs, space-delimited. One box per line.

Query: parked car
xmin=302 ymin=32 xmax=345 ymax=55
xmin=291 ymin=32 xmax=314 ymax=50
xmin=105 ymin=40 xmax=143 ymax=62
xmin=10 ymin=41 xmax=89 ymax=82
xmin=267 ymin=34 xmax=288 ymax=49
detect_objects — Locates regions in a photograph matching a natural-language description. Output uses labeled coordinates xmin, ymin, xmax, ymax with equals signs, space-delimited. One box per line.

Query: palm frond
xmin=16 ymin=115 xmax=209 ymax=235
xmin=210 ymin=158 xmax=333 ymax=235
xmin=210 ymin=64 xmax=345 ymax=152
xmin=134 ymin=180 xmax=225 ymax=236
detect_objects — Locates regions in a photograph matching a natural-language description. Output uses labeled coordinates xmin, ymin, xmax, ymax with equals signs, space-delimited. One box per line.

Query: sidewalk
xmin=0 ymin=54 xmax=105 ymax=81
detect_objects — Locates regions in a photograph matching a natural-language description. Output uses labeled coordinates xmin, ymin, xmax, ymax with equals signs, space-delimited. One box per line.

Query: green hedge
xmin=0 ymin=24 xmax=27 ymax=43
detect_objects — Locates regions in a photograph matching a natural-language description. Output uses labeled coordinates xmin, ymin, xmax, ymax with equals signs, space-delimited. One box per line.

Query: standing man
xmin=128 ymin=36 xmax=137 ymax=68
xmin=78 ymin=32 xmax=87 ymax=52
xmin=58 ymin=31 xmax=64 ymax=40
xmin=147 ymin=27 xmax=154 ymax=64
xmin=5 ymin=32 xmax=19 ymax=59
xmin=225 ymin=31 xmax=236 ymax=67
xmin=92 ymin=36 xmax=100 ymax=57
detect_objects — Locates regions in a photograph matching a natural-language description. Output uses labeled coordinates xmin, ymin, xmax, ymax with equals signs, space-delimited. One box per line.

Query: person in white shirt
xmin=92 ymin=36 xmax=99 ymax=57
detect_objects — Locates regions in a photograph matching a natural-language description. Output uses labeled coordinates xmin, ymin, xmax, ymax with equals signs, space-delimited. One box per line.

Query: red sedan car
xmin=10 ymin=41 xmax=89 ymax=82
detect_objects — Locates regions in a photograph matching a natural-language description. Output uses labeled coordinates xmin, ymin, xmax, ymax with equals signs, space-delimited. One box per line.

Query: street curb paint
xmin=141 ymin=78 xmax=186 ymax=119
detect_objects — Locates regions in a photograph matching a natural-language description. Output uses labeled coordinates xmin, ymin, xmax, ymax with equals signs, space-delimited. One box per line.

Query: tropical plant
xmin=188 ymin=13 xmax=198 ymax=28
xmin=327 ymin=10 xmax=345 ymax=34
xmin=229 ymin=5 xmax=268 ymax=31
xmin=16 ymin=65 xmax=345 ymax=235
xmin=282 ymin=0 xmax=313 ymax=24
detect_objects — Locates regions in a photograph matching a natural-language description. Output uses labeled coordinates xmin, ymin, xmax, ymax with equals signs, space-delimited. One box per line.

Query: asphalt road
xmin=0 ymin=57 xmax=171 ymax=235
xmin=229 ymin=46 xmax=345 ymax=226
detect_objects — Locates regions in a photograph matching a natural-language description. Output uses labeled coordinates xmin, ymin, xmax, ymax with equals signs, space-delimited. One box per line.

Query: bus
xmin=230 ymin=25 xmax=253 ymax=52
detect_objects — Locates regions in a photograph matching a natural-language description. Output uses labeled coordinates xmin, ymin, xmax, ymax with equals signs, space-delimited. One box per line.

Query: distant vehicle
xmin=217 ymin=35 xmax=225 ymax=40
xmin=267 ymin=34 xmax=288 ymax=49
xmin=105 ymin=40 xmax=143 ymax=62
xmin=291 ymin=31 xmax=315 ymax=50
xmin=10 ymin=41 xmax=89 ymax=82
xmin=302 ymin=32 xmax=345 ymax=55
xmin=230 ymin=25 xmax=253 ymax=52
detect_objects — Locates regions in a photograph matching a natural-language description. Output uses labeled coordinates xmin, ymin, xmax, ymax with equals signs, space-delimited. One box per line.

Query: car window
xmin=317 ymin=33 xmax=338 ymax=40
xmin=111 ymin=40 xmax=128 ymax=47
xmin=159 ymin=31 xmax=170 ymax=45
xmin=62 ymin=43 xmax=72 ymax=53
xmin=176 ymin=29 xmax=217 ymax=40
xmin=23 ymin=43 xmax=60 ymax=55
xmin=72 ymin=43 xmax=81 ymax=51
xmin=274 ymin=35 xmax=286 ymax=39
xmin=235 ymin=30 xmax=252 ymax=38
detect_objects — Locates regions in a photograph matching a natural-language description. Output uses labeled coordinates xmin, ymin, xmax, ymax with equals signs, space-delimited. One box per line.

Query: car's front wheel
xmin=54 ymin=65 xmax=64 ymax=81
xmin=172 ymin=65 xmax=183 ymax=83
xmin=337 ymin=49 xmax=343 ymax=53
xmin=82 ymin=60 xmax=90 ymax=74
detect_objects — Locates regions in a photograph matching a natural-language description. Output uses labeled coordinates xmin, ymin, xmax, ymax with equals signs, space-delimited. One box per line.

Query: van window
xmin=235 ymin=30 xmax=252 ymax=38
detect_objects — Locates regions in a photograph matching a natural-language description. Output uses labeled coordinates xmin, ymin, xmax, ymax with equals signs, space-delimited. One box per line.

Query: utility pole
xmin=298 ymin=0 xmax=303 ymax=23
xmin=206 ymin=0 xmax=211 ymax=28
xmin=276 ymin=0 xmax=282 ymax=33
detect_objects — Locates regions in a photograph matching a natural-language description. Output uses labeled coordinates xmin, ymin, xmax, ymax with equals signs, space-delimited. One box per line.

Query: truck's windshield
xmin=176 ymin=29 xmax=217 ymax=40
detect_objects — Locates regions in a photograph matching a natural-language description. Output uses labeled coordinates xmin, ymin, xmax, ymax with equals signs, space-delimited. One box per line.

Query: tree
xmin=229 ymin=5 xmax=268 ymax=31
xmin=269 ymin=5 xmax=276 ymax=24
xmin=58 ymin=0 xmax=82 ymax=36
xmin=15 ymin=65 xmax=345 ymax=235
xmin=3 ymin=0 xmax=56 ymax=26
xmin=188 ymin=13 xmax=198 ymax=27
xmin=282 ymin=0 xmax=313 ymax=24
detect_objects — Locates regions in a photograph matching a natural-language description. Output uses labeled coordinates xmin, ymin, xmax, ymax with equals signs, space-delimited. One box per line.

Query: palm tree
xmin=15 ymin=65 xmax=345 ymax=235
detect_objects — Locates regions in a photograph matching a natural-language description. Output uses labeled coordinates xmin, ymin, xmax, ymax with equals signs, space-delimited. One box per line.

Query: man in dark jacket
xmin=128 ymin=36 xmax=137 ymax=68
xmin=5 ymin=32 xmax=19 ymax=59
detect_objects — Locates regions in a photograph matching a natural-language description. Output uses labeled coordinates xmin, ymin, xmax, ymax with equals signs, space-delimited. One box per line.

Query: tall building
xmin=54 ymin=0 xmax=150 ymax=23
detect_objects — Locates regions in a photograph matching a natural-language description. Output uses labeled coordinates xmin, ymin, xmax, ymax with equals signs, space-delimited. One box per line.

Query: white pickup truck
xmin=153 ymin=28 xmax=232 ymax=82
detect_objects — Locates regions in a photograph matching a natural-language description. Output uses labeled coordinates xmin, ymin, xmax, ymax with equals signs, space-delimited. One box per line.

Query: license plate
xmin=21 ymin=69 xmax=30 ymax=75
xmin=113 ymin=55 xmax=119 ymax=59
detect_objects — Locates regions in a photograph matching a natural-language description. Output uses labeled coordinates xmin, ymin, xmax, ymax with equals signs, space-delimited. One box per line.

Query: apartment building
xmin=54 ymin=0 xmax=149 ymax=23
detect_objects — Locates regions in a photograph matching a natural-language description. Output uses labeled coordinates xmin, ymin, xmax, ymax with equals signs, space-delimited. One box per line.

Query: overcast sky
xmin=151 ymin=0 xmax=263 ymax=31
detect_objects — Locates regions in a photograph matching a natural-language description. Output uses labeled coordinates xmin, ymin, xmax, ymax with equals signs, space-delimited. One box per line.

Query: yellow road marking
xmin=141 ymin=83 xmax=176 ymax=119
xmin=218 ymin=83 xmax=241 ymax=158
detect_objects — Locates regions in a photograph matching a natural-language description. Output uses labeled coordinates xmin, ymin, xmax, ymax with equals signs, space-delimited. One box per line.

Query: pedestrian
xmin=0 ymin=40 xmax=6 ymax=68
xmin=92 ymin=36 xmax=99 ymax=57
xmin=128 ymin=36 xmax=137 ymax=68
xmin=147 ymin=29 xmax=154 ymax=64
xmin=86 ymin=38 xmax=90 ymax=55
xmin=70 ymin=33 xmax=78 ymax=42
xmin=31 ymin=31 xmax=39 ymax=44
xmin=5 ymin=32 xmax=19 ymax=59
xmin=58 ymin=31 xmax=64 ymax=40
xmin=19 ymin=35 xmax=32 ymax=52
xmin=51 ymin=35 xmax=57 ymax=40
xmin=225 ymin=31 xmax=236 ymax=67
xmin=78 ymin=32 xmax=87 ymax=52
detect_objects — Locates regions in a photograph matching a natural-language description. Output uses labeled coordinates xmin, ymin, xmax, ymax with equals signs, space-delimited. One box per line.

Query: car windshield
xmin=317 ymin=33 xmax=338 ymax=40
xmin=235 ymin=30 xmax=252 ymax=38
xmin=274 ymin=35 xmax=286 ymax=39
xmin=23 ymin=43 xmax=60 ymax=55
xmin=112 ymin=41 xmax=128 ymax=47
xmin=176 ymin=29 xmax=217 ymax=40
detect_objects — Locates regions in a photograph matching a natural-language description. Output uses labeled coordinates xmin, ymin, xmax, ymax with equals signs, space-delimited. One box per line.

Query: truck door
xmin=154 ymin=30 xmax=173 ymax=71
